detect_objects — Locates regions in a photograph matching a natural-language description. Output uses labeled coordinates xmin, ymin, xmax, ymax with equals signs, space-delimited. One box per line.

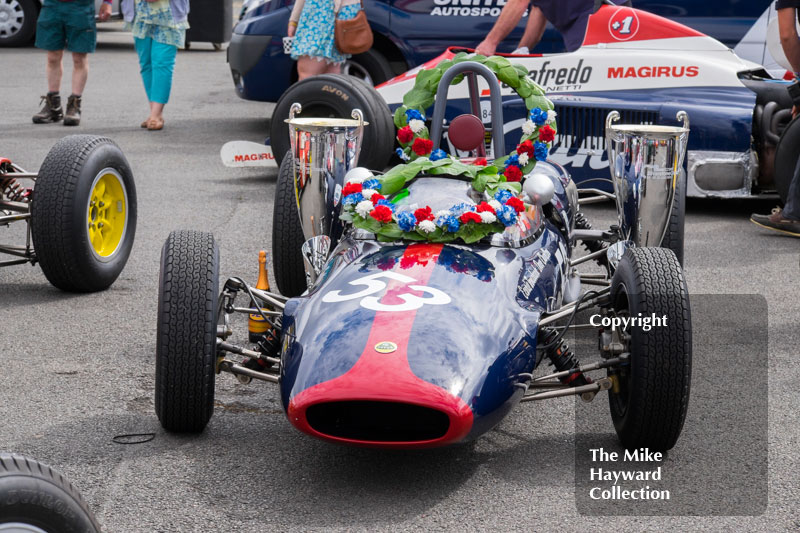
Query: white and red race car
xmin=371 ymin=4 xmax=799 ymax=201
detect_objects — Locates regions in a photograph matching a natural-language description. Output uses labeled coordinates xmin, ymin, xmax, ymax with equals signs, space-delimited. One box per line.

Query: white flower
xmin=435 ymin=209 xmax=451 ymax=218
xmin=518 ymin=152 xmax=529 ymax=166
xmin=361 ymin=189 xmax=377 ymax=199
xmin=480 ymin=211 xmax=497 ymax=224
xmin=488 ymin=199 xmax=502 ymax=211
xmin=355 ymin=200 xmax=373 ymax=218
xmin=546 ymin=110 xmax=557 ymax=124
xmin=409 ymin=119 xmax=425 ymax=133
xmin=522 ymin=120 xmax=536 ymax=136
xmin=418 ymin=220 xmax=436 ymax=233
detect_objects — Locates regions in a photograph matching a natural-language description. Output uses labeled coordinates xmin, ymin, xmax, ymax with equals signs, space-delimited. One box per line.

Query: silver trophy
xmin=285 ymin=103 xmax=367 ymax=241
xmin=605 ymin=110 xmax=690 ymax=249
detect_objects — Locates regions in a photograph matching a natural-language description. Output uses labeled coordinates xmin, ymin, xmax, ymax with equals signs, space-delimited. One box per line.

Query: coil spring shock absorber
xmin=574 ymin=212 xmax=607 ymax=266
xmin=540 ymin=328 xmax=590 ymax=386
xmin=0 ymin=176 xmax=30 ymax=203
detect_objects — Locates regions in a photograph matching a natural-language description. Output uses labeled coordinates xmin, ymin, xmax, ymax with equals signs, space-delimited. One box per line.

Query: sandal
xmin=140 ymin=119 xmax=149 ymax=128
xmin=147 ymin=117 xmax=164 ymax=131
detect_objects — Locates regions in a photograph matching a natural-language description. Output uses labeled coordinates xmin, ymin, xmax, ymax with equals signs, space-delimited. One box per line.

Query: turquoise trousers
xmin=134 ymin=37 xmax=177 ymax=105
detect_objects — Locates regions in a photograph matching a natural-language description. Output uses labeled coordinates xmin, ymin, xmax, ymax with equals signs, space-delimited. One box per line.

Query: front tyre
xmin=271 ymin=151 xmax=307 ymax=297
xmin=608 ymin=247 xmax=691 ymax=451
xmin=0 ymin=453 xmax=101 ymax=532
xmin=155 ymin=230 xmax=219 ymax=433
xmin=31 ymin=135 xmax=137 ymax=292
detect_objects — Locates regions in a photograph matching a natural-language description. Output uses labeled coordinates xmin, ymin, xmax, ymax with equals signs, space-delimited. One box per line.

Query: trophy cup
xmin=285 ymin=103 xmax=367 ymax=242
xmin=605 ymin=110 xmax=689 ymax=249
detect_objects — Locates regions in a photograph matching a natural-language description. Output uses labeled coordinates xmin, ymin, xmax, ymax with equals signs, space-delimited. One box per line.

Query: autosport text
xmin=589 ymin=312 xmax=668 ymax=331
xmin=431 ymin=0 xmax=506 ymax=17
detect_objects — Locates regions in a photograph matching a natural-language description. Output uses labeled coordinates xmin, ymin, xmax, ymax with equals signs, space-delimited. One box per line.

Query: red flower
xmin=538 ymin=125 xmax=555 ymax=143
xmin=371 ymin=193 xmax=385 ymax=202
xmin=412 ymin=137 xmax=433 ymax=156
xmin=369 ymin=205 xmax=393 ymax=223
xmin=397 ymin=126 xmax=414 ymax=144
xmin=504 ymin=165 xmax=523 ymax=182
xmin=506 ymin=196 xmax=525 ymax=213
xmin=472 ymin=157 xmax=488 ymax=166
xmin=516 ymin=140 xmax=535 ymax=157
xmin=342 ymin=182 xmax=362 ymax=196
xmin=414 ymin=206 xmax=434 ymax=222
xmin=476 ymin=202 xmax=495 ymax=214
xmin=460 ymin=211 xmax=482 ymax=224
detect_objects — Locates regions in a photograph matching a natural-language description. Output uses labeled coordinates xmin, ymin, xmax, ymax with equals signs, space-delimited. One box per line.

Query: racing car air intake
xmin=305 ymin=401 xmax=451 ymax=442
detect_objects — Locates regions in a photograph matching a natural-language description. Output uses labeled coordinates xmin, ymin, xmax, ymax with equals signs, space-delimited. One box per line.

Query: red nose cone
xmin=287 ymin=243 xmax=474 ymax=449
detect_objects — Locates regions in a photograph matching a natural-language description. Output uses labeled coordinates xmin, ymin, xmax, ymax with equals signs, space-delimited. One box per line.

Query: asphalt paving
xmin=1 ymin=24 xmax=798 ymax=532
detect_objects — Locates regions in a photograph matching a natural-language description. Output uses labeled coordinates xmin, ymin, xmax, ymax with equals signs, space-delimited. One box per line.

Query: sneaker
xmin=32 ymin=93 xmax=63 ymax=124
xmin=64 ymin=94 xmax=81 ymax=126
xmin=750 ymin=207 xmax=800 ymax=237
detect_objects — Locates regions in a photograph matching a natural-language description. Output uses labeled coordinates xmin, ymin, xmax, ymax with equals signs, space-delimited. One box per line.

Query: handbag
xmin=334 ymin=0 xmax=373 ymax=55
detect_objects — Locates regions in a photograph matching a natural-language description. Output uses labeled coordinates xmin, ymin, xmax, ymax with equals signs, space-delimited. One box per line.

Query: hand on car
xmin=475 ymin=39 xmax=496 ymax=56
xmin=98 ymin=2 xmax=111 ymax=21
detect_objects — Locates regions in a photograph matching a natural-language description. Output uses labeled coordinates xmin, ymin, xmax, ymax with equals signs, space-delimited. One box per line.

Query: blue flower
xmin=362 ymin=178 xmax=382 ymax=191
xmin=405 ymin=109 xmax=424 ymax=122
xmin=534 ymin=141 xmax=549 ymax=161
xmin=396 ymin=211 xmax=417 ymax=232
xmin=396 ymin=147 xmax=409 ymax=161
xmin=430 ymin=148 xmax=448 ymax=161
xmin=450 ymin=202 xmax=476 ymax=216
xmin=504 ymin=154 xmax=520 ymax=168
xmin=494 ymin=189 xmax=513 ymax=204
xmin=376 ymin=199 xmax=395 ymax=212
xmin=530 ymin=107 xmax=548 ymax=125
xmin=442 ymin=215 xmax=461 ymax=233
xmin=343 ymin=192 xmax=363 ymax=206
xmin=496 ymin=205 xmax=518 ymax=227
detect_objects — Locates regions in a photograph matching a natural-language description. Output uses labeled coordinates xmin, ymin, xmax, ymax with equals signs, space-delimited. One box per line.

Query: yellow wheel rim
xmin=86 ymin=169 xmax=127 ymax=258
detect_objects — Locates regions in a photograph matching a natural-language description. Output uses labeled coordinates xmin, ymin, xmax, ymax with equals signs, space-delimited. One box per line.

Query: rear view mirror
xmin=301 ymin=235 xmax=331 ymax=287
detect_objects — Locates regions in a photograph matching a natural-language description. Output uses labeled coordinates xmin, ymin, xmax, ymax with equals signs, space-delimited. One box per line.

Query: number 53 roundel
xmin=322 ymin=272 xmax=451 ymax=312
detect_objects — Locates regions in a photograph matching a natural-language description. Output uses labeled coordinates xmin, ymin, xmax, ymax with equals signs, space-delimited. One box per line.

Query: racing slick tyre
xmin=0 ymin=453 xmax=101 ymax=533
xmin=774 ymin=114 xmax=800 ymax=205
xmin=343 ymin=49 xmax=395 ymax=87
xmin=0 ymin=0 xmax=38 ymax=47
xmin=272 ymin=151 xmax=307 ymax=297
xmin=30 ymin=135 xmax=137 ymax=292
xmin=155 ymin=230 xmax=219 ymax=433
xmin=659 ymin=168 xmax=685 ymax=266
xmin=608 ymin=247 xmax=691 ymax=451
xmin=270 ymin=74 xmax=394 ymax=170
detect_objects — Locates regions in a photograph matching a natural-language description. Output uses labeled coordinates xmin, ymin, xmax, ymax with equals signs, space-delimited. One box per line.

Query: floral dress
xmin=290 ymin=0 xmax=359 ymax=64
xmin=127 ymin=0 xmax=189 ymax=47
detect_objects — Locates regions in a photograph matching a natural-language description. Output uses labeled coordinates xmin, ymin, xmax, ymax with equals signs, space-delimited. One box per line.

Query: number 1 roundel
xmin=608 ymin=7 xmax=639 ymax=41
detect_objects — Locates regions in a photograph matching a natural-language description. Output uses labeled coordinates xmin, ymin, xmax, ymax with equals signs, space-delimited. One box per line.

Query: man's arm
xmin=778 ymin=7 xmax=800 ymax=74
xmin=516 ymin=6 xmax=546 ymax=51
xmin=98 ymin=0 xmax=112 ymax=22
xmin=475 ymin=0 xmax=529 ymax=56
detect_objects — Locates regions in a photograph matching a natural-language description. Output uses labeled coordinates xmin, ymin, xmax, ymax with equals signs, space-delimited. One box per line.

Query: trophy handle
xmin=676 ymin=110 xmax=689 ymax=131
xmin=349 ymin=108 xmax=365 ymax=140
xmin=605 ymin=110 xmax=620 ymax=131
xmin=289 ymin=102 xmax=302 ymax=121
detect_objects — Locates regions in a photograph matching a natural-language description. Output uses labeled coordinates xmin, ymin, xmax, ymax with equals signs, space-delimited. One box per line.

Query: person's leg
xmin=70 ymin=52 xmax=88 ymax=95
xmin=297 ymin=56 xmax=329 ymax=80
xmin=781 ymin=156 xmax=800 ymax=220
xmin=134 ymin=37 xmax=154 ymax=102
xmin=324 ymin=61 xmax=342 ymax=75
xmin=46 ymin=50 xmax=64 ymax=93
xmin=146 ymin=40 xmax=177 ymax=129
